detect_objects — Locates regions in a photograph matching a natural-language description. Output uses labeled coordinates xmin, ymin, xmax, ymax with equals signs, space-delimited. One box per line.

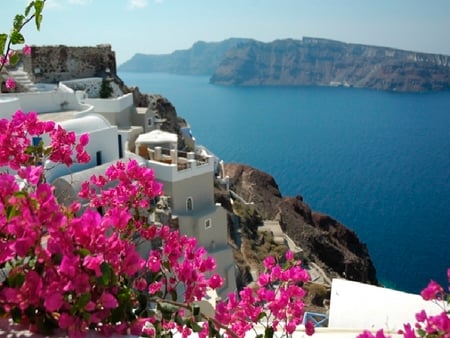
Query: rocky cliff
xmin=119 ymin=38 xmax=254 ymax=75
xmin=210 ymin=37 xmax=450 ymax=92
xmin=218 ymin=163 xmax=378 ymax=286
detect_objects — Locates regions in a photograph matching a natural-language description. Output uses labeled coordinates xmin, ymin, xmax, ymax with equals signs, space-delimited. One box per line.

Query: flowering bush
xmin=0 ymin=110 xmax=313 ymax=338
xmin=0 ymin=0 xmax=45 ymax=90
xmin=215 ymin=251 xmax=313 ymax=337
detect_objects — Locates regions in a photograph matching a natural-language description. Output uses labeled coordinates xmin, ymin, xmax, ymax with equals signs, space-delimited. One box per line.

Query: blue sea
xmin=119 ymin=72 xmax=450 ymax=294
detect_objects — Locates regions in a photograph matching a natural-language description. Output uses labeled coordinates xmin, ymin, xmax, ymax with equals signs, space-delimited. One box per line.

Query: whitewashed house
xmin=0 ymin=78 xmax=237 ymax=300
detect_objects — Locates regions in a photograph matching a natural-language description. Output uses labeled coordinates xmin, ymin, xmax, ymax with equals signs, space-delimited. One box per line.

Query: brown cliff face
xmin=223 ymin=163 xmax=378 ymax=286
xmin=210 ymin=37 xmax=450 ymax=92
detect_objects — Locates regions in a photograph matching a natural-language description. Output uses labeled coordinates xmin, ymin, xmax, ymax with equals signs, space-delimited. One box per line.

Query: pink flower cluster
xmin=0 ymin=112 xmax=217 ymax=337
xmin=215 ymin=251 xmax=313 ymax=337
xmin=358 ymin=269 xmax=450 ymax=338
xmin=0 ymin=110 xmax=90 ymax=171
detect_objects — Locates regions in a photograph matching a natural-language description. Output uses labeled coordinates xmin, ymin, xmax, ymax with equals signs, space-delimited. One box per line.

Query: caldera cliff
xmin=210 ymin=37 xmax=450 ymax=92
xmin=216 ymin=163 xmax=378 ymax=287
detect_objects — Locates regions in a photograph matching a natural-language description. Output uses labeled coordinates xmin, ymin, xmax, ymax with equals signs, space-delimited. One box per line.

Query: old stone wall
xmin=23 ymin=44 xmax=117 ymax=84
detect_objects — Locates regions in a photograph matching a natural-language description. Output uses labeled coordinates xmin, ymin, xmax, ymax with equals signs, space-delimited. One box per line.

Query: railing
xmin=302 ymin=312 xmax=328 ymax=327
xmin=147 ymin=147 xmax=210 ymax=172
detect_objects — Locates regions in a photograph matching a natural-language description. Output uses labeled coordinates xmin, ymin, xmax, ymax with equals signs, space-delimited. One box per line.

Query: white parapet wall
xmin=148 ymin=155 xmax=214 ymax=183
xmin=83 ymin=93 xmax=133 ymax=113
xmin=0 ymin=97 xmax=21 ymax=118
xmin=0 ymin=83 xmax=90 ymax=114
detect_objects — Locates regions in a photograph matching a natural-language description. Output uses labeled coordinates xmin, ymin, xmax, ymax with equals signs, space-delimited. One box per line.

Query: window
xmin=147 ymin=117 xmax=153 ymax=127
xmin=186 ymin=197 xmax=193 ymax=211
xmin=96 ymin=151 xmax=102 ymax=165
xmin=204 ymin=218 xmax=212 ymax=230
xmin=32 ymin=137 xmax=42 ymax=146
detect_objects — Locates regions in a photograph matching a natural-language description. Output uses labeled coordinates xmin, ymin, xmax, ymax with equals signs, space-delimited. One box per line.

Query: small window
xmin=147 ymin=117 xmax=153 ymax=127
xmin=96 ymin=151 xmax=102 ymax=165
xmin=186 ymin=197 xmax=193 ymax=211
xmin=204 ymin=218 xmax=212 ymax=230
xmin=32 ymin=137 xmax=42 ymax=146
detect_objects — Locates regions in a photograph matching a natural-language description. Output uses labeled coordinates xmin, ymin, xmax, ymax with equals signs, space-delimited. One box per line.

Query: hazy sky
xmin=2 ymin=0 xmax=450 ymax=65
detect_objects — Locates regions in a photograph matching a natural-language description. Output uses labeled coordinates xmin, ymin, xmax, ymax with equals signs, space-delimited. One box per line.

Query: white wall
xmin=1 ymin=88 xmax=88 ymax=113
xmin=0 ymin=97 xmax=21 ymax=118
xmin=83 ymin=93 xmax=133 ymax=113
xmin=45 ymin=122 xmax=120 ymax=182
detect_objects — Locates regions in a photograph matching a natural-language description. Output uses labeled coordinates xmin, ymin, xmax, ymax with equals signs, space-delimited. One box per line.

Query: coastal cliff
xmin=119 ymin=38 xmax=254 ymax=75
xmin=210 ymin=37 xmax=450 ymax=92
xmin=120 ymin=37 xmax=450 ymax=92
xmin=218 ymin=163 xmax=378 ymax=286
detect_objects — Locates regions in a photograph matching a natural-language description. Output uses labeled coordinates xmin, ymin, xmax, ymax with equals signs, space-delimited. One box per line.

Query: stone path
xmin=258 ymin=220 xmax=331 ymax=286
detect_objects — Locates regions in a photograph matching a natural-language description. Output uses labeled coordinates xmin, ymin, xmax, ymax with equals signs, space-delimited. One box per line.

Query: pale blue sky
xmin=2 ymin=0 xmax=450 ymax=65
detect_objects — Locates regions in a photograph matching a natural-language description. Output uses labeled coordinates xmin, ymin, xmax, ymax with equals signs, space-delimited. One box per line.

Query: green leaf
xmin=9 ymin=53 xmax=20 ymax=66
xmin=257 ymin=311 xmax=267 ymax=321
xmin=25 ymin=2 xmax=35 ymax=17
xmin=136 ymin=293 xmax=147 ymax=313
xmin=35 ymin=0 xmax=45 ymax=14
xmin=7 ymin=272 xmax=25 ymax=288
xmin=34 ymin=1 xmax=45 ymax=30
xmin=6 ymin=205 xmax=18 ymax=221
xmin=13 ymin=15 xmax=25 ymax=31
xmin=187 ymin=319 xmax=202 ymax=333
xmin=0 ymin=33 xmax=7 ymax=55
xmin=169 ymin=289 xmax=177 ymax=301
xmin=264 ymin=326 xmax=274 ymax=338
xmin=174 ymin=312 xmax=185 ymax=326
xmin=35 ymin=14 xmax=43 ymax=31
xmin=11 ymin=307 xmax=22 ymax=323
xmin=76 ymin=292 xmax=91 ymax=309
xmin=78 ymin=248 xmax=90 ymax=258
xmin=417 ymin=328 xmax=426 ymax=337
xmin=10 ymin=31 xmax=25 ymax=45
xmin=158 ymin=302 xmax=179 ymax=321
xmin=99 ymin=262 xmax=113 ymax=286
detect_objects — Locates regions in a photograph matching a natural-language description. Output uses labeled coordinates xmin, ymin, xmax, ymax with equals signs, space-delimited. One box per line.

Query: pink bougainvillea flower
xmin=83 ymin=254 xmax=104 ymax=277
xmin=0 ymin=55 xmax=7 ymax=66
xmin=5 ymin=78 xmax=16 ymax=89
xmin=305 ymin=321 xmax=315 ymax=336
xmin=44 ymin=292 xmax=64 ymax=312
xmin=22 ymin=44 xmax=32 ymax=55
xmin=17 ymin=165 xmax=43 ymax=185
xmin=100 ymin=292 xmax=119 ymax=309
xmin=420 ymin=280 xmax=443 ymax=300
xmin=208 ymin=274 xmax=223 ymax=289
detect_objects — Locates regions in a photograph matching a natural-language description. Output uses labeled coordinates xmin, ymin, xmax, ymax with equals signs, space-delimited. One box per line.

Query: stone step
xmin=7 ymin=67 xmax=39 ymax=92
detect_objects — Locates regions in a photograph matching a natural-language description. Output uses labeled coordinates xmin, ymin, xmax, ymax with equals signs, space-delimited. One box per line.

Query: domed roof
xmin=60 ymin=113 xmax=112 ymax=134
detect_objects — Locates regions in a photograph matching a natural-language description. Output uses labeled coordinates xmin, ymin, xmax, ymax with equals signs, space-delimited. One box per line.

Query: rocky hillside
xmin=219 ymin=163 xmax=378 ymax=286
xmin=119 ymin=38 xmax=254 ymax=75
xmin=210 ymin=37 xmax=450 ymax=92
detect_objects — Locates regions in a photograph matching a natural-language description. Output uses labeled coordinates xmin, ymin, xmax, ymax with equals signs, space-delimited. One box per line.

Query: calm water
xmin=120 ymin=72 xmax=450 ymax=294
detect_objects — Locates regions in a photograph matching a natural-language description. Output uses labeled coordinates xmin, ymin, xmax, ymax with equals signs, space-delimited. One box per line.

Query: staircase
xmin=6 ymin=66 xmax=39 ymax=92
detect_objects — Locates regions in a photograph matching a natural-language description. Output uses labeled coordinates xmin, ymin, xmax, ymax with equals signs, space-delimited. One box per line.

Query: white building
xmin=0 ymin=79 xmax=237 ymax=300
xmin=134 ymin=130 xmax=237 ymax=299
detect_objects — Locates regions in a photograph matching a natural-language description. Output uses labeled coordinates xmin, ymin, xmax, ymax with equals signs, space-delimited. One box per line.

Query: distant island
xmin=119 ymin=37 xmax=450 ymax=92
